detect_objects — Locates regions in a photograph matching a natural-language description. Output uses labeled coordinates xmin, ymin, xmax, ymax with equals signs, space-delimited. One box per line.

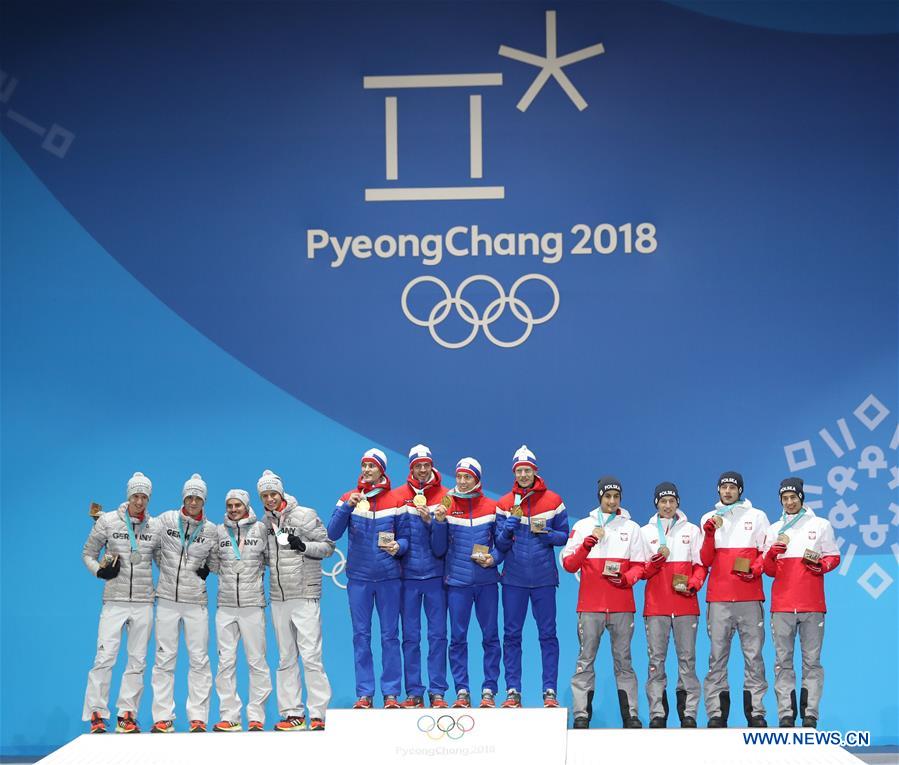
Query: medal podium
xmin=38 ymin=709 xmax=865 ymax=764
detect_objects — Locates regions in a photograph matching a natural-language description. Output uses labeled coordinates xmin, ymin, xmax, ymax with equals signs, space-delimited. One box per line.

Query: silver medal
xmin=130 ymin=551 xmax=142 ymax=564
xmin=276 ymin=531 xmax=289 ymax=546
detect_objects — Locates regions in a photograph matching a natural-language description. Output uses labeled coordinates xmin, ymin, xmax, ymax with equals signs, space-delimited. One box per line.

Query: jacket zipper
xmin=273 ymin=514 xmax=285 ymax=601
xmin=236 ymin=525 xmax=241 ymax=608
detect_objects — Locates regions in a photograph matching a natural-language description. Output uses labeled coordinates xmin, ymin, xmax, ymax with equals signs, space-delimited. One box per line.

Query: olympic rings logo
xmin=323 ymin=547 xmax=347 ymax=590
xmin=416 ymin=714 xmax=476 ymax=741
xmin=401 ymin=274 xmax=560 ymax=349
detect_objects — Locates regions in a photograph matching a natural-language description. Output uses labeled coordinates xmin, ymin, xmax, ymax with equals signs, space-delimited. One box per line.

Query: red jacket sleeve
xmin=687 ymin=564 xmax=707 ymax=591
xmin=563 ymin=543 xmax=588 ymax=573
xmin=820 ymin=554 xmax=840 ymax=574
xmin=699 ymin=532 xmax=716 ymax=568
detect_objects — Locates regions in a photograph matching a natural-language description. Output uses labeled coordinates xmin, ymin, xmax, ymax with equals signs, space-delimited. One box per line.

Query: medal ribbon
xmin=451 ymin=489 xmax=480 ymax=499
xmin=226 ymin=525 xmax=246 ymax=561
xmin=655 ymin=515 xmax=675 ymax=548
xmin=178 ymin=514 xmax=203 ymax=552
xmin=714 ymin=498 xmax=744 ymax=520
xmin=363 ymin=487 xmax=385 ymax=500
xmin=124 ymin=512 xmax=143 ymax=555
xmin=778 ymin=507 xmax=807 ymax=535
xmin=597 ymin=510 xmax=616 ymax=529
xmin=512 ymin=490 xmax=534 ymax=514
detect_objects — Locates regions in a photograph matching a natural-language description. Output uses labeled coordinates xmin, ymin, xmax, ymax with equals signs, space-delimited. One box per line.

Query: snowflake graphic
xmin=783 ymin=393 xmax=898 ymax=599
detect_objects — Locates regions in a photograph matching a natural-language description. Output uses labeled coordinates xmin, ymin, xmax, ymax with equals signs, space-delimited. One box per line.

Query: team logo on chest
xmin=808 ymin=530 xmax=817 ymax=540
xmin=619 ymin=532 xmax=629 ymax=542
xmin=681 ymin=534 xmax=691 ymax=545
xmin=744 ymin=521 xmax=753 ymax=531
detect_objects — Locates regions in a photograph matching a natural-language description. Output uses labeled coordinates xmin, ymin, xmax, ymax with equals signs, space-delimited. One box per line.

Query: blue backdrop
xmin=1 ymin=1 xmax=896 ymax=756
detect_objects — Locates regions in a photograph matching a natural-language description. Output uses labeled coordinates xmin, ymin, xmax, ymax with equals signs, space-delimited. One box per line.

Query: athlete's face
xmin=412 ymin=461 xmax=433 ymax=483
xmin=514 ymin=466 xmax=536 ymax=489
xmin=226 ymin=498 xmax=249 ymax=522
xmin=183 ymin=494 xmax=205 ymax=518
xmin=718 ymin=483 xmax=740 ymax=504
xmin=656 ymin=496 xmax=678 ymax=519
xmin=361 ymin=460 xmax=383 ymax=484
xmin=127 ymin=493 xmax=148 ymax=517
xmin=261 ymin=491 xmax=282 ymax=512
xmin=455 ymin=471 xmax=477 ymax=494
xmin=600 ymin=490 xmax=620 ymax=513
xmin=781 ymin=491 xmax=802 ymax=514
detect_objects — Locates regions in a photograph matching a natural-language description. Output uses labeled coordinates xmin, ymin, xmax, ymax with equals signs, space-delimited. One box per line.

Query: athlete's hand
xmin=196 ymin=563 xmax=211 ymax=580
xmin=97 ymin=559 xmax=120 ymax=580
xmin=347 ymin=492 xmax=364 ymax=508
xmin=287 ymin=533 xmax=306 ymax=552
xmin=703 ymin=518 xmax=718 ymax=536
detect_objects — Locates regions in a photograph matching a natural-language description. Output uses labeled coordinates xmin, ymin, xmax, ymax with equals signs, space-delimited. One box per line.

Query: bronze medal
xmin=658 ymin=545 xmax=670 ymax=558
xmin=777 ymin=533 xmax=790 ymax=545
xmin=594 ymin=527 xmax=605 ymax=541
xmin=413 ymin=494 xmax=427 ymax=508
xmin=712 ymin=515 xmax=724 ymax=529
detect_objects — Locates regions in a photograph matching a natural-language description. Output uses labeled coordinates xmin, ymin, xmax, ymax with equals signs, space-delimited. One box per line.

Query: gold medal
xmin=777 ymin=533 xmax=790 ymax=545
xmin=712 ymin=515 xmax=724 ymax=529
xmin=413 ymin=494 xmax=427 ymax=508
xmin=441 ymin=495 xmax=453 ymax=510
xmin=357 ymin=499 xmax=371 ymax=513
xmin=658 ymin=545 xmax=670 ymax=558
xmin=511 ymin=504 xmax=523 ymax=518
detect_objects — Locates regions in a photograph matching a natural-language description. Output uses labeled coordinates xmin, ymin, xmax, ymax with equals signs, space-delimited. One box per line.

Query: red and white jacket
xmin=640 ymin=511 xmax=707 ymax=617
xmin=562 ymin=508 xmax=645 ymax=613
xmin=762 ymin=508 xmax=840 ymax=613
xmin=699 ymin=499 xmax=770 ymax=603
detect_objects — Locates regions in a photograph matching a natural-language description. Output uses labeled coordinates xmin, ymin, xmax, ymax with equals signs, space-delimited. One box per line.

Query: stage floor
xmin=29 ymin=709 xmax=881 ymax=765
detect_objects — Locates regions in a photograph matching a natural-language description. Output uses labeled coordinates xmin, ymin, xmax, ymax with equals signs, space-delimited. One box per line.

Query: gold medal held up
xmin=511 ymin=504 xmax=523 ymax=518
xmin=441 ymin=495 xmax=453 ymax=511
xmin=413 ymin=494 xmax=427 ymax=508
xmin=356 ymin=499 xmax=371 ymax=513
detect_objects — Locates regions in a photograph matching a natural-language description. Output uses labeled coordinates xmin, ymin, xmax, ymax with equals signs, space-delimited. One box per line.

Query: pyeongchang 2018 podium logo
xmin=306 ymin=10 xmax=658 ymax=349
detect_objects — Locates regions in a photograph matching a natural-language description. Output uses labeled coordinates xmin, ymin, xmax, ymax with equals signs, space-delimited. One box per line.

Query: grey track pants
xmin=571 ymin=611 xmax=638 ymax=722
xmin=772 ymin=611 xmax=825 ymax=721
xmin=703 ymin=601 xmax=767 ymax=721
xmin=644 ymin=615 xmax=700 ymax=720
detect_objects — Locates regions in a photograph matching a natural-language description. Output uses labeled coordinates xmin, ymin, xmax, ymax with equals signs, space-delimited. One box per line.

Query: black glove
xmin=287 ymin=533 xmax=306 ymax=552
xmin=97 ymin=559 xmax=120 ymax=580
xmin=196 ymin=563 xmax=210 ymax=580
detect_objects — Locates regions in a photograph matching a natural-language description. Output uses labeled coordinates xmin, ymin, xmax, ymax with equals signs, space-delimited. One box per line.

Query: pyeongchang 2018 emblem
xmin=362 ymin=10 xmax=603 ymax=203
xmin=417 ymin=714 xmax=476 ymax=741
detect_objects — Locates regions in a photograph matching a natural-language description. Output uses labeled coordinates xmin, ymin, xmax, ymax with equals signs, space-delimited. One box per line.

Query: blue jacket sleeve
xmin=495 ymin=514 xmax=518 ymax=552
xmin=431 ymin=520 xmax=448 ymax=558
xmin=489 ymin=524 xmax=505 ymax=565
xmin=541 ymin=508 xmax=570 ymax=547
xmin=394 ymin=508 xmax=410 ymax=557
xmin=327 ymin=502 xmax=352 ymax=541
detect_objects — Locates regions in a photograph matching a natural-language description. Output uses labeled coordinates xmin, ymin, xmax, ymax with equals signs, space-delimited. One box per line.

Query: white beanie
xmin=408 ymin=444 xmax=433 ymax=467
xmin=126 ymin=471 xmax=152 ymax=498
xmin=257 ymin=469 xmax=284 ymax=496
xmin=362 ymin=448 xmax=388 ymax=473
xmin=182 ymin=473 xmax=208 ymax=501
xmin=225 ymin=488 xmax=251 ymax=511
xmin=512 ymin=444 xmax=538 ymax=472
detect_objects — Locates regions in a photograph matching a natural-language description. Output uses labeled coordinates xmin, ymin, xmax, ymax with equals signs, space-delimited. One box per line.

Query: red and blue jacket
xmin=394 ymin=468 xmax=449 ymax=581
xmin=430 ymin=490 xmax=504 ymax=587
xmin=495 ymin=476 xmax=569 ymax=588
xmin=328 ymin=476 xmax=408 ymax=582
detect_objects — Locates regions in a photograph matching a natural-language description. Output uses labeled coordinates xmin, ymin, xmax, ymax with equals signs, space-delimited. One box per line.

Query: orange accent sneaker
xmin=384 ymin=695 xmax=401 ymax=709
xmin=248 ymin=720 xmax=264 ymax=732
xmin=274 ymin=716 xmax=306 ymax=731
xmin=451 ymin=691 xmax=472 ymax=709
xmin=189 ymin=720 xmax=207 ymax=733
xmin=213 ymin=720 xmax=242 ymax=732
xmin=352 ymin=696 xmax=373 ymax=710
xmin=151 ymin=720 xmax=174 ymax=734
xmin=501 ymin=690 xmax=522 ymax=709
xmin=479 ymin=690 xmax=496 ymax=708
xmin=90 ymin=712 xmax=107 ymax=734
xmin=401 ymin=696 xmax=424 ymax=709
xmin=309 ymin=718 xmax=325 ymax=731
xmin=429 ymin=693 xmax=449 ymax=709
xmin=543 ymin=690 xmax=560 ymax=708
xmin=116 ymin=712 xmax=140 ymax=733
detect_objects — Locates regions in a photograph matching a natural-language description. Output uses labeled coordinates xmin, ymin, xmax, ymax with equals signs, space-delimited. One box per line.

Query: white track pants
xmin=271 ymin=598 xmax=331 ymax=720
xmin=215 ymin=606 xmax=272 ymax=723
xmin=82 ymin=601 xmax=153 ymax=720
xmin=151 ymin=598 xmax=212 ymax=723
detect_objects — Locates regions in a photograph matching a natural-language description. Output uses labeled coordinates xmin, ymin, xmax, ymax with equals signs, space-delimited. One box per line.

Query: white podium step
xmin=38 ymin=712 xmax=864 ymax=765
